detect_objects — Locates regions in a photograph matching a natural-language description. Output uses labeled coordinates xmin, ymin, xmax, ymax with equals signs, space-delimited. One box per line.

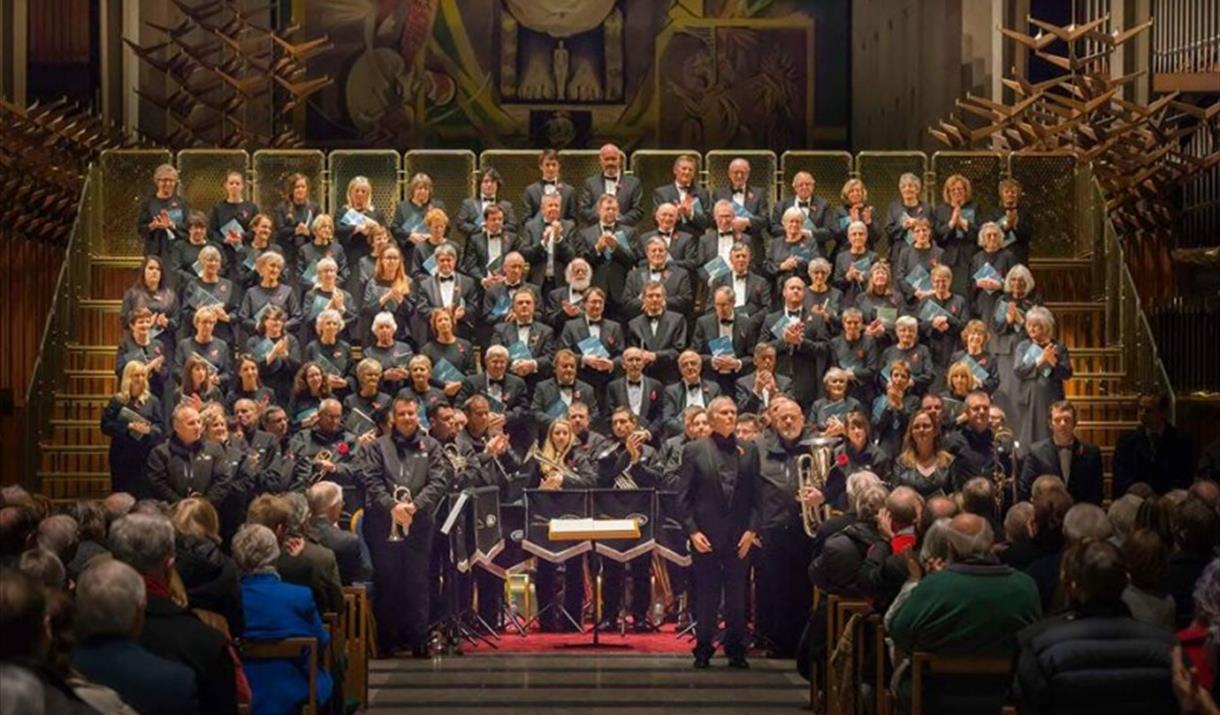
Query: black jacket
xmin=809 ymin=520 xmax=883 ymax=597
xmin=311 ymin=516 xmax=373 ymax=585
xmin=1019 ymin=438 xmax=1104 ymax=505
xmin=677 ymin=434 xmax=760 ymax=549
xmin=174 ymin=532 xmax=244 ymax=636
xmin=146 ymin=436 xmax=232 ymax=503
xmin=139 ymin=595 xmax=238 ymax=715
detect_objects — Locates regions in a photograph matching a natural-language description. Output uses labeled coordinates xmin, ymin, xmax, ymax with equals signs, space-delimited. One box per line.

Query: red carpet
xmin=466 ymin=623 xmax=696 ymax=654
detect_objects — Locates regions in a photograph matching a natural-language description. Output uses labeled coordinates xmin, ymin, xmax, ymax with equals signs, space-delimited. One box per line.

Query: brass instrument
xmin=992 ymin=425 xmax=1016 ymax=515
xmin=442 ymin=442 xmax=468 ymax=473
xmin=796 ymin=437 xmax=839 ymax=537
xmin=528 ymin=447 xmax=576 ymax=485
xmin=388 ymin=486 xmax=414 ymax=541
xmin=309 ymin=448 xmax=333 ymax=485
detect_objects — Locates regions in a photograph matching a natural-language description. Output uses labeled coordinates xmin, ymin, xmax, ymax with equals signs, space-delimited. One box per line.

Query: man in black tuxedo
xmin=559 ymin=287 xmax=622 ymax=401
xmin=460 ymin=202 xmax=519 ymax=283
xmin=530 ymin=349 xmax=598 ymax=439
xmin=768 ymin=171 xmax=832 ymax=248
xmin=653 ymin=153 xmax=711 ymax=236
xmin=697 ymin=200 xmax=747 ymax=284
xmin=710 ymin=158 xmax=770 ymax=268
xmin=626 ymin=281 xmax=688 ymax=386
xmin=578 ymin=194 xmax=636 ymax=319
xmin=708 ymin=242 xmax=772 ymax=320
xmin=490 ymin=289 xmax=556 ymax=394
xmin=519 ymin=193 xmax=576 ymax=291
xmin=735 ymin=343 xmax=793 ymax=414
xmin=578 ymin=143 xmax=644 ymax=227
xmin=623 ymin=236 xmax=693 ymax=316
xmin=662 ymin=350 xmax=723 ymax=438
xmin=1020 ymin=400 xmax=1105 ymax=504
xmin=479 ymin=251 xmax=542 ymax=338
xmin=521 ymin=149 xmax=575 ymax=222
xmin=456 ymin=167 xmax=519 ymax=241
xmin=635 ymin=201 xmax=698 ymax=274
xmin=544 ymin=257 xmax=592 ymax=329
xmin=692 ymin=286 xmax=757 ymax=397
xmin=457 ymin=344 xmax=531 ymax=451
xmin=416 ymin=243 xmax=478 ymax=339
xmin=677 ymin=396 xmax=760 ymax=669
xmin=762 ymin=277 xmax=831 ymax=404
xmin=1113 ymin=391 xmax=1197 ymax=496
xmin=605 ymin=346 xmax=664 ymax=439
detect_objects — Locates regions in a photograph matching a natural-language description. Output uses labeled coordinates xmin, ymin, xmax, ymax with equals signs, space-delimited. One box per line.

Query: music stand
xmin=522 ymin=490 xmax=591 ymax=634
xmin=592 ymin=488 xmax=656 ymax=634
xmin=434 ymin=490 xmax=497 ymax=654
xmin=655 ymin=490 xmax=695 ymax=639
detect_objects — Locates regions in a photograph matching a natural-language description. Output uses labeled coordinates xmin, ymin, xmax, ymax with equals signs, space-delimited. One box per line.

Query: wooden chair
xmin=342 ymin=585 xmax=371 ymax=708
xmin=239 ymin=637 xmax=319 ymax=715
xmin=909 ymin=652 xmax=1014 ymax=715
xmin=826 ymin=595 xmax=873 ymax=715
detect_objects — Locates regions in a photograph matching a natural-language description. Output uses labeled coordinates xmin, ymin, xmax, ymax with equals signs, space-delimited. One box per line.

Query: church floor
xmin=366 ymin=653 xmax=808 ymax=713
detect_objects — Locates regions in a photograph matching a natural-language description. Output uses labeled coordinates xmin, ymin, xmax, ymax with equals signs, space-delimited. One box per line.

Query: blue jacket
xmin=240 ymin=573 xmax=333 ymax=715
xmin=73 ymin=636 xmax=200 ymax=715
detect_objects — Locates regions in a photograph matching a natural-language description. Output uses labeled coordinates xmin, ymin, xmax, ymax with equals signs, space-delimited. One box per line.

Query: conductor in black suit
xmin=1019 ymin=400 xmax=1105 ymax=504
xmin=653 ymin=154 xmax=711 ymax=236
xmin=578 ymin=143 xmax=644 ymax=227
xmin=678 ymin=396 xmax=760 ymax=669
xmin=1113 ymin=390 xmax=1197 ymax=496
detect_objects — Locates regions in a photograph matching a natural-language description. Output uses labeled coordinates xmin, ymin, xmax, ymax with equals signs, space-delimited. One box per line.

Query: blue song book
xmin=972 ymin=262 xmax=1002 ymax=290
xmin=918 ymin=299 xmax=952 ymax=324
xmin=707 ymin=335 xmax=735 ymax=358
xmin=851 ymin=255 xmax=873 ymax=275
xmin=507 ymin=340 xmax=533 ymax=363
xmin=731 ymin=201 xmax=754 ymax=220
xmin=308 ymin=293 xmax=331 ymax=321
xmin=904 ymin=264 xmax=932 ymax=293
xmin=961 ymin=354 xmax=989 ymax=383
xmin=432 ymin=357 xmax=464 ymax=385
xmin=220 ymin=218 xmax=246 ymax=239
xmin=576 ymin=335 xmax=610 ymax=359
xmin=545 ymin=400 xmax=569 ymax=421
xmin=770 ymin=314 xmax=797 ymax=340
xmin=340 ymin=208 xmax=367 ymax=227
xmin=702 ymin=256 xmax=730 ymax=282
xmin=422 ymin=253 xmax=439 ymax=276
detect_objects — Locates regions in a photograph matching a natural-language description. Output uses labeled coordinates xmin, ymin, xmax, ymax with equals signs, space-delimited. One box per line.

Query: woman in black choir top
xmin=916 ymin=264 xmax=968 ymax=380
xmin=335 ymin=176 xmax=386 ymax=273
xmin=344 ymin=358 xmax=391 ymax=439
xmin=969 ymin=221 xmax=1015 ymax=324
xmin=169 ymin=211 xmax=216 ymax=288
xmin=361 ymin=244 xmax=415 ymax=345
xmin=940 ymin=361 xmax=979 ymax=427
xmin=932 ymin=174 xmax=979 ymax=295
xmin=764 ymin=207 xmax=819 ymax=288
xmin=168 ymin=354 xmax=225 ymax=420
xmin=855 ymin=262 xmax=904 ymax=351
xmin=894 ymin=217 xmax=944 ymax=306
xmin=239 ymin=251 xmax=300 ymax=338
xmin=408 ymin=208 xmax=457 ymax=281
xmin=397 ymin=355 xmax=448 ymax=420
xmin=226 ymin=354 xmax=276 ymax=411
xmin=209 ymin=169 xmax=260 ymax=272
xmin=174 ymin=306 xmax=232 ymax=393
xmin=888 ymin=408 xmax=955 ymax=499
xmin=1013 ymin=306 xmax=1072 ymax=448
xmin=298 ymin=214 xmax=349 ymax=294
xmin=304 ymin=308 xmax=353 ymax=397
xmin=180 ymin=245 xmax=239 ymax=345
xmin=246 ymin=305 xmax=302 ymax=406
xmin=289 ymin=362 xmax=331 ymax=430
xmin=990 ymin=264 xmax=1041 ymax=412
xmin=235 ymin=213 xmax=284 ymax=289
xmin=138 ymin=164 xmax=190 ymax=257
xmin=121 ymin=255 xmax=179 ymax=355
xmin=832 ymin=220 xmax=879 ymax=308
xmin=881 ymin=316 xmax=934 ymax=396
xmin=100 ymin=360 xmax=165 ymax=498
xmin=995 ymin=178 xmax=1033 ymax=267
xmin=803 ymin=258 xmax=843 ymax=330
xmin=300 ymin=257 xmax=356 ymax=346
xmin=829 ymin=179 xmax=879 ymax=257
xmin=357 ymin=222 xmax=392 ymax=288
xmin=421 ymin=308 xmax=473 ymax=400
xmin=116 ymin=307 xmax=170 ymax=402
xmin=275 ymin=172 xmax=322 ymax=265
xmin=950 ymin=319 xmax=1001 ymax=396
xmin=808 ymin=367 xmax=863 ymax=434
xmin=363 ymin=311 xmax=414 ymax=396
xmin=884 ymin=172 xmax=930 ymax=266
xmin=392 ymin=173 xmax=447 ymax=249
xmin=820 ymin=410 xmax=890 ymax=509
xmin=831 ymin=307 xmax=879 ymax=406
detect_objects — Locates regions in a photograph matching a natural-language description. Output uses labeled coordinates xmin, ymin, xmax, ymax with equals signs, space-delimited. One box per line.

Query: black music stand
xmin=522 ymin=490 xmax=591 ymax=634
xmin=480 ymin=501 xmax=530 ymax=636
xmin=592 ymin=488 xmax=657 ymax=635
xmin=434 ymin=490 xmax=497 ymax=654
xmin=655 ymin=490 xmax=696 ymax=639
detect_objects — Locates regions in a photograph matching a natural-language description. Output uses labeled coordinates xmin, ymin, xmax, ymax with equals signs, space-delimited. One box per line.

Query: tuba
xmin=796 ymin=437 xmax=839 ymax=537
xmin=387 ymin=486 xmax=413 ymax=541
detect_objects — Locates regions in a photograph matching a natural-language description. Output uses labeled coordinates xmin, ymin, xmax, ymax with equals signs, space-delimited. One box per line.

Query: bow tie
xmin=734 ymin=274 xmax=749 ymax=281
xmin=686 ymin=383 xmax=701 ymax=391
xmin=677 ymin=184 xmax=692 ymax=192
xmin=787 ymin=311 xmax=801 ymax=319
xmin=732 ymin=187 xmax=746 ymax=194
xmin=504 ymin=283 xmax=521 ymax=291
xmin=628 ymin=380 xmax=642 ymax=387
xmin=587 ymin=319 xmax=601 ymax=326
xmin=487 ymin=233 xmax=501 ymax=240
xmin=559 ymin=383 xmax=574 ymax=391
xmin=798 ymin=200 xmax=810 ymax=208
xmin=719 ymin=232 xmax=734 ymax=238
xmin=438 ymin=275 xmax=454 ymax=282
xmin=648 ymin=315 xmax=662 ymax=322
xmin=489 ymin=377 xmax=504 ymax=386
xmin=604 ymin=175 xmax=619 ymax=182
xmin=481 ymin=196 xmax=496 ymax=203
xmin=543 ymin=179 xmax=557 ymax=186
xmin=517 ymin=322 xmax=532 ymax=328
xmin=720 ymin=319 xmax=734 ymax=326
xmin=659 ymin=231 xmax=672 ymax=239
xmin=601 ymin=225 xmax=616 ymax=233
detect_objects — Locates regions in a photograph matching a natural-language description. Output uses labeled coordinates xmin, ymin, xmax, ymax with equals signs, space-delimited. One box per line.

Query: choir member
xmin=490 ymin=289 xmax=556 ymax=393
xmin=234 ymin=213 xmax=284 ymax=289
xmin=994 ymin=178 xmax=1033 ymax=266
xmin=950 ymin=319 xmax=1001 ymax=396
xmin=802 ymin=257 xmax=843 ymax=331
xmin=100 ymin=360 xmax=165 ymax=498
xmin=990 ymin=264 xmax=1042 ymax=416
xmin=335 ymin=176 xmax=387 ymax=274
xmin=363 ymin=312 xmax=414 ymax=396
xmin=578 ymin=143 xmax=643 ymax=227
xmin=624 ymin=236 xmax=694 ymax=316
xmin=181 ymin=245 xmax=239 ymax=345
xmin=415 ymin=243 xmax=477 ymax=344
xmin=121 ymin=255 xmax=179 ymax=355
xmin=880 ymin=315 xmax=934 ymax=396
xmin=226 ymin=355 xmax=276 ymax=413
xmin=274 ymin=172 xmax=322 ymax=267
xmin=710 ymin=158 xmax=770 ymax=268
xmin=825 ymin=410 xmax=890 ymax=508
xmin=208 ymin=170 xmax=259 ymax=273
xmin=932 ymin=173 xmax=979 ymax=294
xmin=735 ymin=343 xmax=792 ymax=415
xmin=461 ymin=202 xmax=518 ymax=286
xmin=169 ymin=349 xmax=224 ymax=419
xmin=832 ymin=220 xmax=877 ymax=308
xmin=420 ymin=308 xmax=475 ymax=400
xmin=691 ymin=285 xmax=757 ymax=397
xmin=708 ymin=242 xmax=769 ymax=320
xmin=871 ymin=359 xmax=920 ymax=459
xmin=769 ymin=171 xmax=832 ymax=250
xmin=392 ymin=173 xmax=446 ymax=249
xmin=809 ymin=367 xmax=863 ymax=434
xmin=304 ymin=308 xmax=354 ymax=396
xmin=578 ymin=194 xmax=635 ymax=317
xmin=356 ymin=222 xmax=392 ymax=287
xmin=763 ymin=277 xmax=830 ymax=404
xmin=343 ymin=359 xmax=391 ymax=440
xmin=360 ymin=245 xmax=415 ymax=346
xmin=916 ymin=264 xmax=968 ymax=383
xmin=300 ymin=257 xmax=356 ymax=346
xmin=636 ymin=202 xmax=698 ymax=274
xmin=855 ymin=262 xmax=904 ymax=351
xmin=289 ymin=362 xmax=331 ymax=430
xmin=456 ymin=167 xmax=518 ymax=240
xmin=408 ymin=208 xmax=459 ymax=282
xmin=521 ymin=193 xmax=578 ymax=291
xmin=829 ymin=178 xmax=879 ymax=257
xmin=521 ymin=149 xmax=577 ymax=222
xmin=246 ymin=305 xmax=302 ymax=406
xmin=559 ymin=286 xmax=622 ymax=401
xmin=397 ymin=355 xmax=448 ymax=424
xmin=138 ymin=163 xmax=189 ymax=257
xmin=117 ymin=307 xmax=170 ymax=402
xmin=238 ymin=251 xmax=300 ymax=339
xmin=830 ymin=307 xmax=879 ymax=406
xmin=1013 ymin=306 xmax=1072 ymax=447
xmin=297 ymin=214 xmax=349 ymax=297
xmin=884 ymin=172 xmax=930 ymax=266
xmin=888 ymin=408 xmax=956 ymax=498
xmin=969 ymin=221 xmax=1015 ymax=325
xmin=894 ymin=217 xmax=944 ymax=306
xmin=544 ymin=258 xmax=590 ymax=330
xmin=169 ymin=210 xmax=218 ymax=288
xmin=605 ymin=347 xmax=665 ymax=440
xmin=625 ymin=281 xmax=688 ymax=386
xmin=174 ymin=306 xmax=232 ymax=392
xmin=661 ymin=350 xmax=722 ymax=438
xmin=652 ymin=154 xmax=711 ymax=236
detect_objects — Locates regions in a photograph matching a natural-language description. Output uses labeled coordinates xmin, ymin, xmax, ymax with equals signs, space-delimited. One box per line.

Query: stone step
xmin=65 ymin=369 xmax=118 ymax=395
xmin=49 ymin=419 xmax=108 ymax=446
xmin=38 ymin=444 xmax=109 ymax=474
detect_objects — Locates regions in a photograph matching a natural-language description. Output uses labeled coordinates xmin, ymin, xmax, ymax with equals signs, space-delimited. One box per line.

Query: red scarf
xmin=144 ymin=574 xmax=171 ymax=600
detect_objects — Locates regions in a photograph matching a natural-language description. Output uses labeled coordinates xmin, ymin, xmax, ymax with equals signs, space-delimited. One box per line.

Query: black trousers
xmin=692 ymin=546 xmax=749 ymax=659
xmin=366 ymin=510 xmax=433 ymax=654
xmin=535 ymin=555 xmax=585 ymax=627
xmin=600 ymin=554 xmax=652 ymax=621
xmin=756 ymin=521 xmax=814 ymax=656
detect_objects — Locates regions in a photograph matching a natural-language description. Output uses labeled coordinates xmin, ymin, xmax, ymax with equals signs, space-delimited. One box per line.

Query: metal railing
xmin=22 ymin=165 xmax=98 ymax=487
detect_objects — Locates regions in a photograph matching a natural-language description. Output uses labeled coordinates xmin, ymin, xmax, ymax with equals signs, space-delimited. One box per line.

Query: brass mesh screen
xmin=176 ymin=150 xmax=250 ymax=218
xmin=780 ymin=151 xmax=854 ymax=206
xmin=405 ymin=150 xmax=477 ymax=223
xmin=99 ymin=149 xmax=173 ymax=256
xmin=630 ymin=150 xmax=701 ymax=233
xmin=558 ymin=149 xmax=604 ymax=214
xmin=705 ymin=150 xmax=778 ymax=205
xmin=252 ymin=150 xmax=325 ymax=214
xmin=481 ymin=150 xmax=544 ymax=219
xmin=856 ymin=152 xmax=928 ymax=215
xmin=931 ymin=151 xmax=1005 ymax=218
xmin=328 ymin=150 xmax=402 ymax=219
xmin=1010 ymin=153 xmax=1078 ymax=258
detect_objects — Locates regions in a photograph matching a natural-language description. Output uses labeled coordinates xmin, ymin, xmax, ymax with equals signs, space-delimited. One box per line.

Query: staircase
xmin=34 ymin=253 xmax=1140 ymax=503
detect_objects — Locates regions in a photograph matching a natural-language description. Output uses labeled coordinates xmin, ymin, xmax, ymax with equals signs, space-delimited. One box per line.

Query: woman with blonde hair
xmin=855 ymin=261 xmax=904 ymax=349
xmin=830 ymin=178 xmax=878 ymax=256
xmin=100 ymin=360 xmax=164 ymax=497
xmin=950 ymin=319 xmax=1001 ymax=395
xmin=933 ymin=173 xmax=979 ymax=293
xmin=360 ymin=244 xmax=414 ymax=345
xmin=889 ymin=408 xmax=955 ymax=498
xmin=172 ymin=495 xmax=244 ymax=633
xmin=393 ymin=172 xmax=447 ymax=248
xmin=336 ymin=175 xmax=387 ymax=271
xmin=409 ymin=207 xmax=459 ymax=280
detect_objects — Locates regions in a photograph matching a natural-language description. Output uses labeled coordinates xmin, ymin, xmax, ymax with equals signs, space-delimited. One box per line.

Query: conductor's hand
xmin=736 ymin=530 xmax=759 ymax=559
xmin=690 ymin=531 xmax=712 ymax=554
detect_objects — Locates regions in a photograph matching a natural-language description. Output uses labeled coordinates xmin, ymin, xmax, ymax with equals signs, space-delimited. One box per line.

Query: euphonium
xmin=309 ymin=448 xmax=333 ymax=485
xmin=797 ymin=437 xmax=838 ymax=537
xmin=388 ymin=486 xmax=413 ymax=541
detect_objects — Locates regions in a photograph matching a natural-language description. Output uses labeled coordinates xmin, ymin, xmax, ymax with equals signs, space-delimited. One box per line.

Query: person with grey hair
xmin=0 ymin=664 xmax=46 ymax=715
xmin=707 ymin=241 xmax=769 ymax=319
xmin=17 ymin=549 xmax=65 ymax=590
xmin=888 ymin=512 xmax=1041 ymax=712
xmin=72 ymin=559 xmax=200 ymax=715
xmin=307 ymin=482 xmax=371 ymax=585
xmin=710 ymin=157 xmax=770 ymax=264
xmin=302 ymin=254 xmax=356 ymax=350
xmin=884 ymin=172 xmax=929 ymax=265
xmin=417 ymin=240 xmax=478 ymax=341
xmin=653 ymin=154 xmax=710 ymax=235
xmin=234 ymin=523 xmax=336 ymax=713
xmin=36 ymin=515 xmax=79 ymax=567
xmin=811 ymin=484 xmax=888 ymax=598
xmin=1001 ymin=501 xmax=1036 ymax=556
xmin=1107 ymin=492 xmax=1145 ymax=546
xmin=108 ymin=513 xmax=238 ymax=715
xmin=625 ymin=280 xmax=688 ymax=386
xmin=1013 ymin=305 xmax=1072 ymax=447
xmin=624 ymin=234 xmax=695 ymax=316
xmin=146 ymin=404 xmax=233 ymax=504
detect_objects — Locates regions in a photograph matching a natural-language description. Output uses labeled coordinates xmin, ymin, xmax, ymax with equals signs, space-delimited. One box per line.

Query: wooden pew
xmin=239 ymin=637 xmax=320 ymax=715
xmin=909 ymin=652 xmax=1014 ymax=715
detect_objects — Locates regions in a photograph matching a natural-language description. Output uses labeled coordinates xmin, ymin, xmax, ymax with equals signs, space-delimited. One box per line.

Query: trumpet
xmin=388 ymin=486 xmax=413 ymax=541
xmin=309 ymin=448 xmax=333 ymax=485
xmin=796 ymin=436 xmax=838 ymax=537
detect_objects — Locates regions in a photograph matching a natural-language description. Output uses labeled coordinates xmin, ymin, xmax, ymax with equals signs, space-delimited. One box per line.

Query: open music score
xmin=548 ymin=518 xmax=640 ymax=542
